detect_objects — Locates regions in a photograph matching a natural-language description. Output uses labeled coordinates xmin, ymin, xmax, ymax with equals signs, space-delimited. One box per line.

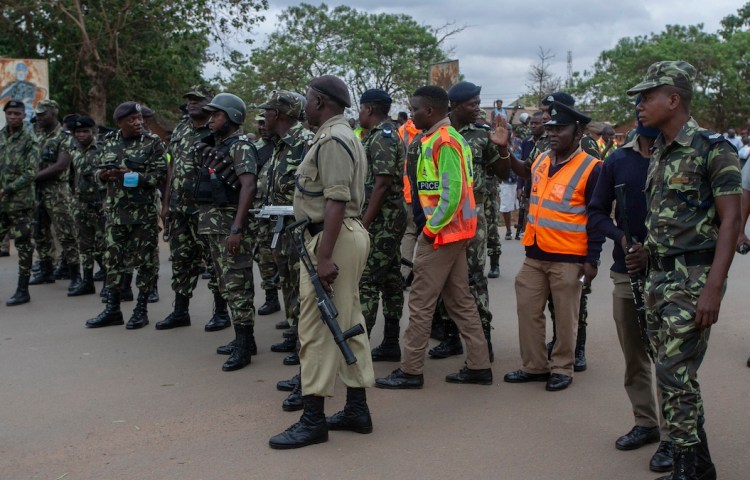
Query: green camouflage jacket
xmin=0 ymin=126 xmax=37 ymax=212
xmin=362 ymin=120 xmax=405 ymax=212
xmin=37 ymin=124 xmax=74 ymax=186
xmin=99 ymin=130 xmax=167 ymax=225
xmin=645 ymin=118 xmax=741 ymax=257
xmin=458 ymin=122 xmax=499 ymax=200
xmin=167 ymin=118 xmax=212 ymax=214
xmin=268 ymin=122 xmax=313 ymax=205
xmin=72 ymin=140 xmax=105 ymax=204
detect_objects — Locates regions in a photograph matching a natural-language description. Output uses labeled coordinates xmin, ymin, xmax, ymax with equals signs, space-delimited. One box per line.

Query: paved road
xmin=1 ymin=239 xmax=748 ymax=480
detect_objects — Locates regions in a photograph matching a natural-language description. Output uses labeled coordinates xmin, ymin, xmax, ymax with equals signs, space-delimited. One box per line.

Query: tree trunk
xmin=87 ymin=76 xmax=108 ymax=126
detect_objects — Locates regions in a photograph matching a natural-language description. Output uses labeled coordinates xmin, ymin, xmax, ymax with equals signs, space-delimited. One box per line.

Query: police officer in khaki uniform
xmin=269 ymin=75 xmax=374 ymax=450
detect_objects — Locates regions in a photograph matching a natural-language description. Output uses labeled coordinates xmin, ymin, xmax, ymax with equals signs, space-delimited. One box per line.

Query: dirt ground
xmin=1 ymin=239 xmax=748 ymax=480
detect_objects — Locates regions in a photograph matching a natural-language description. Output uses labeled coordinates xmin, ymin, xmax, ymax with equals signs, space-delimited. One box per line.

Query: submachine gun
xmin=250 ymin=205 xmax=296 ymax=249
xmin=285 ymin=218 xmax=365 ymax=365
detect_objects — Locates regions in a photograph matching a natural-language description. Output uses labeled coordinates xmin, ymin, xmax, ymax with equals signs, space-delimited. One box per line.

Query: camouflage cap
xmin=183 ymin=84 xmax=215 ymax=99
xmin=258 ymin=90 xmax=303 ymax=118
xmin=34 ymin=99 xmax=59 ymax=114
xmin=255 ymin=112 xmax=265 ymax=122
xmin=3 ymin=100 xmax=24 ymax=111
xmin=627 ymin=61 xmax=696 ymax=96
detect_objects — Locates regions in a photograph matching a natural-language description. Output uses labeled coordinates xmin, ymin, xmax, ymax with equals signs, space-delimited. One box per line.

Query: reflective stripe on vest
xmin=522 ymin=150 xmax=600 ymax=255
xmin=399 ymin=121 xmax=419 ymax=204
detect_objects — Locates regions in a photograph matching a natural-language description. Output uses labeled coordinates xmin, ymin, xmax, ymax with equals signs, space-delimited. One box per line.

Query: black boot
xmin=67 ymin=263 xmax=82 ymax=292
xmin=99 ymin=286 xmax=109 ymax=302
xmin=272 ymin=327 xmax=298 ymax=353
xmin=258 ymin=288 xmax=281 ymax=315
xmin=574 ymin=324 xmax=587 ymax=372
xmin=126 ymin=291 xmax=150 ymax=330
xmin=86 ymin=289 xmax=124 ymax=328
xmin=54 ymin=259 xmax=70 ymax=280
xmin=29 ymin=259 xmax=55 ymax=285
xmin=429 ymin=320 xmax=463 ymax=359
xmin=155 ymin=293 xmax=191 ymax=330
xmin=147 ymin=285 xmax=159 ymax=303
xmin=222 ymin=324 xmax=253 ymax=371
xmin=696 ymin=426 xmax=717 ymax=480
xmin=93 ymin=256 xmax=106 ymax=282
xmin=483 ymin=323 xmax=495 ymax=363
xmin=282 ymin=381 xmax=304 ymax=411
xmin=277 ymin=373 xmax=300 ymax=392
xmin=327 ymin=387 xmax=373 ymax=434
xmin=371 ymin=319 xmax=401 ymax=362
xmin=283 ymin=352 xmax=300 ymax=365
xmin=205 ymin=292 xmax=231 ymax=331
xmin=6 ymin=275 xmax=31 ymax=306
xmin=120 ymin=273 xmax=134 ymax=301
xmin=216 ymin=339 xmax=236 ymax=355
xmin=487 ymin=254 xmax=500 ymax=278
xmin=68 ymin=268 xmax=96 ymax=296
xmin=656 ymin=445 xmax=697 ymax=480
xmin=270 ymin=395 xmax=328 ymax=449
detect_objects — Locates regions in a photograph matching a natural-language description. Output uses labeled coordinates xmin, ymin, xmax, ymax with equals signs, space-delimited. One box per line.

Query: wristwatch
xmin=230 ymin=225 xmax=241 ymax=235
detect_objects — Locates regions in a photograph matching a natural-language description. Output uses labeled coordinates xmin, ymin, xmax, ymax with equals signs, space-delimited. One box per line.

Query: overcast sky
xmin=239 ymin=0 xmax=742 ymax=106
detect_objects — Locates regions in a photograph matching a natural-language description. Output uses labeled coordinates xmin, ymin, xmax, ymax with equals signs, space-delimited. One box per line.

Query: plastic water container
xmin=123 ymin=172 xmax=139 ymax=188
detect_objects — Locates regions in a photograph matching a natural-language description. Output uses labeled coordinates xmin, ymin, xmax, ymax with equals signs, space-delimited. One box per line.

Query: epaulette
xmin=474 ymin=122 xmax=491 ymax=131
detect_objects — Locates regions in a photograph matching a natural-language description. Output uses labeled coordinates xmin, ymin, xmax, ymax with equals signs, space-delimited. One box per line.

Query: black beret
xmin=3 ymin=100 xmax=24 ymax=111
xmin=113 ymin=101 xmax=143 ymax=121
xmin=63 ymin=114 xmax=80 ymax=128
xmin=73 ymin=116 xmax=96 ymax=130
xmin=309 ymin=75 xmax=351 ymax=108
xmin=544 ymin=101 xmax=591 ymax=127
xmin=141 ymin=106 xmax=155 ymax=118
xmin=360 ymin=89 xmax=392 ymax=106
xmin=541 ymin=92 xmax=575 ymax=107
xmin=448 ymin=81 xmax=482 ymax=103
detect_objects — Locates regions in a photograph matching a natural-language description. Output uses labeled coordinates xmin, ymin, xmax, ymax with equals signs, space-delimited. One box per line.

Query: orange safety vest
xmin=522 ymin=150 xmax=600 ymax=256
xmin=399 ymin=119 xmax=420 ymax=204
xmin=417 ymin=126 xmax=477 ymax=247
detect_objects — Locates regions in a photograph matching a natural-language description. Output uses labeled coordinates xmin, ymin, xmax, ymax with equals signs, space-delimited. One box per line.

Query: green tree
xmin=228 ymin=3 xmax=454 ymax=111
xmin=0 ymin=0 xmax=267 ymax=124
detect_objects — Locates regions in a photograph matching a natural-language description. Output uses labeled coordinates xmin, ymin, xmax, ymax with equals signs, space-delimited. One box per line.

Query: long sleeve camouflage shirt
xmin=361 ymin=120 xmax=405 ymax=213
xmin=72 ymin=141 xmax=104 ymax=204
xmin=37 ymin=124 xmax=74 ymax=187
xmin=268 ymin=122 xmax=313 ymax=206
xmin=167 ymin=118 xmax=212 ymax=214
xmin=0 ymin=126 xmax=37 ymax=212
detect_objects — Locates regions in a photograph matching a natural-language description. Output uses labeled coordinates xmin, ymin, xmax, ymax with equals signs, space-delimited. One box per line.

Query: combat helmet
xmin=204 ymin=93 xmax=246 ymax=125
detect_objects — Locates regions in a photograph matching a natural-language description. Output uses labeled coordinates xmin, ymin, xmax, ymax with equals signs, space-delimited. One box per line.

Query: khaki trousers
xmin=515 ymin=258 xmax=581 ymax=376
xmin=299 ymin=218 xmax=374 ymax=397
xmin=401 ymin=236 xmax=490 ymax=375
xmin=611 ymin=271 xmax=667 ymax=436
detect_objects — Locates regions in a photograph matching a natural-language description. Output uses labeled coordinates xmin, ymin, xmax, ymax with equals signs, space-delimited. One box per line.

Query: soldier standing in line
xmin=68 ymin=116 xmax=104 ymax=297
xmin=357 ymin=88 xmax=407 ymax=361
xmin=197 ymin=93 xmax=259 ymax=371
xmin=28 ymin=100 xmax=80 ymax=290
xmin=1 ymin=100 xmax=37 ymax=306
xmin=85 ymin=102 xmax=167 ymax=329
xmin=626 ymin=61 xmax=740 ymax=480
xmin=155 ymin=85 xmax=232 ymax=332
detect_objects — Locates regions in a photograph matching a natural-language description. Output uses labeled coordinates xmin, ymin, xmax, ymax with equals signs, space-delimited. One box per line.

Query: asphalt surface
xmin=1 ymin=239 xmax=749 ymax=480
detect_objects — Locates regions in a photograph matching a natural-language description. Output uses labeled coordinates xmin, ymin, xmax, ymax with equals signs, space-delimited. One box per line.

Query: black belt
xmin=649 ymin=250 xmax=714 ymax=271
xmin=307 ymin=222 xmax=324 ymax=236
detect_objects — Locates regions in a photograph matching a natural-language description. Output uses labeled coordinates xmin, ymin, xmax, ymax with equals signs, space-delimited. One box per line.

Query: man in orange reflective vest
xmin=375 ymin=85 xmax=492 ymax=389
xmin=491 ymin=100 xmax=604 ymax=391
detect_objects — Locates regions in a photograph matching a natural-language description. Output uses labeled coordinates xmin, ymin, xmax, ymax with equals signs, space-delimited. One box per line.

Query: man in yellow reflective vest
xmin=492 ymin=99 xmax=604 ymax=392
xmin=375 ymin=85 xmax=492 ymax=389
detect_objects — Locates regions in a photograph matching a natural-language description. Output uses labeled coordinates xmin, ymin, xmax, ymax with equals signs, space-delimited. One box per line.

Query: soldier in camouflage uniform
xmin=626 ymin=61 xmax=741 ymax=480
xmin=29 ymin=100 xmax=80 ymax=289
xmin=68 ymin=116 xmax=104 ymax=296
xmin=154 ymin=85 xmax=231 ymax=332
xmin=85 ymin=102 xmax=167 ymax=330
xmin=485 ymin=168 xmax=502 ymax=278
xmin=1 ymin=100 xmax=37 ymax=306
xmin=259 ymin=91 xmax=314 ymax=360
xmin=197 ymin=93 xmax=259 ymax=372
xmin=357 ymin=89 xmax=406 ymax=361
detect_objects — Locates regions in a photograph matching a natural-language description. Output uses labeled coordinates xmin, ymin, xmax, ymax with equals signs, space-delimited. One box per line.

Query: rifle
xmin=251 ymin=205 xmax=296 ymax=249
xmin=286 ymin=218 xmax=365 ymax=365
xmin=614 ymin=184 xmax=654 ymax=362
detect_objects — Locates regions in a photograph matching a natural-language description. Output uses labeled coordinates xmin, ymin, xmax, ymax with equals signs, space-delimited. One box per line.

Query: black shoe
xmin=326 ymin=388 xmax=372 ymax=434
xmin=100 ymin=286 xmax=109 ymax=299
xmin=656 ymin=445 xmax=696 ymax=480
xmin=696 ymin=427 xmax=716 ymax=480
xmin=275 ymin=319 xmax=290 ymax=330
xmin=54 ymin=260 xmax=70 ymax=280
xmin=545 ymin=373 xmax=573 ymax=391
xmin=0 ymin=250 xmax=9 ymax=257
xmin=126 ymin=292 xmax=150 ymax=330
xmin=222 ymin=324 xmax=254 ymax=371
xmin=86 ymin=290 xmax=124 ymax=328
xmin=283 ymin=329 xmax=296 ymax=339
xmin=282 ymin=383 xmax=304 ymax=411
xmin=649 ymin=441 xmax=674 ymax=473
xmin=272 ymin=337 xmax=297 ymax=353
xmin=6 ymin=275 xmax=31 ymax=306
xmin=487 ymin=254 xmax=500 ymax=279
xmin=371 ymin=339 xmax=401 ymax=362
xmin=428 ymin=335 xmax=463 ymax=359
xmin=29 ymin=260 xmax=55 ymax=285
xmin=68 ymin=268 xmax=95 ymax=297
xmin=147 ymin=286 xmax=159 ymax=303
xmin=375 ymin=369 xmax=424 ymax=389
xmin=283 ymin=352 xmax=300 ymax=366
xmin=270 ymin=395 xmax=328 ymax=449
xmin=258 ymin=288 xmax=280 ymax=315
xmin=155 ymin=293 xmax=191 ymax=330
xmin=615 ymin=425 xmax=660 ymax=451
xmin=445 ymin=367 xmax=493 ymax=385
xmin=205 ymin=293 xmax=231 ymax=331
xmin=546 ymin=339 xmax=555 ymax=360
xmin=93 ymin=268 xmax=106 ymax=282
xmin=505 ymin=231 xmax=513 ymax=240
xmin=120 ymin=274 xmax=134 ymax=302
xmin=67 ymin=263 xmax=81 ymax=292
xmin=277 ymin=374 xmax=300 ymax=392
xmin=503 ymin=369 xmax=550 ymax=383
xmin=201 ymin=270 xmax=212 ymax=280
xmin=216 ymin=339 xmax=236 ymax=355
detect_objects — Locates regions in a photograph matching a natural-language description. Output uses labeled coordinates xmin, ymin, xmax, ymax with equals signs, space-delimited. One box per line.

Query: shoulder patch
xmin=381 ymin=126 xmax=393 ymax=138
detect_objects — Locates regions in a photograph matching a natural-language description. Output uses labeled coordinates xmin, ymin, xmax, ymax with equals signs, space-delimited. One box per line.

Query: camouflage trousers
xmin=277 ymin=228 xmax=300 ymax=327
xmin=36 ymin=184 xmax=79 ymax=264
xmin=548 ymin=283 xmax=591 ymax=342
xmin=484 ymin=186 xmax=502 ymax=257
xmin=0 ymin=209 xmax=34 ymax=276
xmin=360 ymin=206 xmax=406 ymax=335
xmin=205 ymin=233 xmax=255 ymax=327
xmin=168 ymin=210 xmax=218 ymax=297
xmin=74 ymin=200 xmax=106 ymax=270
xmin=251 ymin=217 xmax=278 ymax=291
xmin=104 ymin=222 xmax=159 ymax=293
xmin=645 ymin=263 xmax=714 ymax=447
